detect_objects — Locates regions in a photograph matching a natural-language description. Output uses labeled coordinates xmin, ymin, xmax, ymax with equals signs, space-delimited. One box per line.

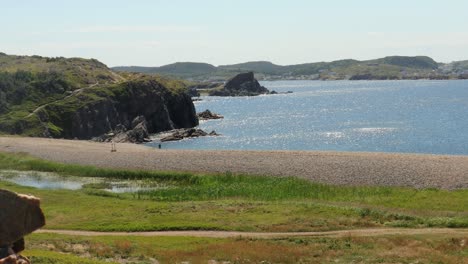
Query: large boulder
xmin=93 ymin=116 xmax=151 ymax=143
xmin=209 ymin=72 xmax=270 ymax=96
xmin=0 ymin=190 xmax=45 ymax=246
xmin=126 ymin=116 xmax=150 ymax=143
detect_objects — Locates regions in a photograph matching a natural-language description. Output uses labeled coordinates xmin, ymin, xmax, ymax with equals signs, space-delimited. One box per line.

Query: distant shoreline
xmin=112 ymin=56 xmax=468 ymax=82
xmin=1 ymin=137 xmax=466 ymax=190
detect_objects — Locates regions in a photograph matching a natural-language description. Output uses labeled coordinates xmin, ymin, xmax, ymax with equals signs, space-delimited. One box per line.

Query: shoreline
xmin=0 ymin=136 xmax=467 ymax=190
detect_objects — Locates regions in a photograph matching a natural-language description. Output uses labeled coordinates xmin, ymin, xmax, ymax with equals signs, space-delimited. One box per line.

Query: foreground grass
xmin=0 ymin=151 xmax=467 ymax=232
xmin=24 ymin=233 xmax=468 ymax=264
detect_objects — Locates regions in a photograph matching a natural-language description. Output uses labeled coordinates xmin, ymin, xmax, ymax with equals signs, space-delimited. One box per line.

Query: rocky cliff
xmin=209 ymin=72 xmax=270 ymax=96
xmin=31 ymin=78 xmax=198 ymax=142
xmin=0 ymin=53 xmax=199 ymax=142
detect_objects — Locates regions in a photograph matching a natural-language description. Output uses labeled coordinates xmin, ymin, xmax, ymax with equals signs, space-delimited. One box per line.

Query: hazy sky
xmin=1 ymin=0 xmax=468 ymax=66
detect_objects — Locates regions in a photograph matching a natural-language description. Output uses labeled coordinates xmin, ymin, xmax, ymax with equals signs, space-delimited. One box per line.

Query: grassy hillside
xmin=451 ymin=60 xmax=468 ymax=71
xmin=0 ymin=53 xmax=122 ymax=136
xmin=219 ymin=61 xmax=284 ymax=74
xmin=112 ymin=55 xmax=463 ymax=81
xmin=0 ymin=52 xmax=123 ymax=87
xmin=0 ymin=53 xmax=194 ymax=138
xmin=113 ymin=62 xmax=217 ymax=79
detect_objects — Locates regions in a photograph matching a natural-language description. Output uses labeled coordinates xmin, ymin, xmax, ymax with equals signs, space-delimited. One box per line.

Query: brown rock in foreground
xmin=0 ymin=190 xmax=45 ymax=246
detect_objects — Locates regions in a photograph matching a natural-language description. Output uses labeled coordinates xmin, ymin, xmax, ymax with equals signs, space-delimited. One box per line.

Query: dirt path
xmin=1 ymin=137 xmax=467 ymax=189
xmin=26 ymin=82 xmax=99 ymax=118
xmin=36 ymin=228 xmax=468 ymax=238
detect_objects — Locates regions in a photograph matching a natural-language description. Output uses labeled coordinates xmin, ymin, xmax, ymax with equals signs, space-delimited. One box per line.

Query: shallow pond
xmin=0 ymin=170 xmax=168 ymax=193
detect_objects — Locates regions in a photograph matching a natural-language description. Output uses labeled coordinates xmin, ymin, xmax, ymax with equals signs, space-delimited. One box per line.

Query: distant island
xmin=113 ymin=56 xmax=468 ymax=81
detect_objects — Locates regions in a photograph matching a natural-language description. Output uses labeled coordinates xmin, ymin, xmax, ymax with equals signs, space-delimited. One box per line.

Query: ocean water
xmin=147 ymin=80 xmax=468 ymax=155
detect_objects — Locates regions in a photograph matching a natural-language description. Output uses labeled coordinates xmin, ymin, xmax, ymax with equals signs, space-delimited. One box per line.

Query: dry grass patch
xmin=25 ymin=233 xmax=468 ymax=264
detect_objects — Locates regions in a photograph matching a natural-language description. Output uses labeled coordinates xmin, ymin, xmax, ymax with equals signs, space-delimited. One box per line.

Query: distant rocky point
xmin=197 ymin=109 xmax=224 ymax=120
xmin=209 ymin=72 xmax=270 ymax=96
xmin=160 ymin=128 xmax=220 ymax=142
xmin=113 ymin=56 xmax=468 ymax=81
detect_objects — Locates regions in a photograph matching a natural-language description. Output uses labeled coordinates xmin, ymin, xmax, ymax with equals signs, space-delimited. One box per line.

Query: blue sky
xmin=1 ymin=0 xmax=467 ymax=66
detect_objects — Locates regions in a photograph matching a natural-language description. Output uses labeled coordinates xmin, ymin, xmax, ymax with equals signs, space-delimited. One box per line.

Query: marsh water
xmin=150 ymin=80 xmax=468 ymax=155
xmin=0 ymin=170 xmax=168 ymax=193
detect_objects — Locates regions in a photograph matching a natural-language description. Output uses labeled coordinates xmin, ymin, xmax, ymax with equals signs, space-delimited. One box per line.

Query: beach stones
xmin=0 ymin=189 xmax=45 ymax=246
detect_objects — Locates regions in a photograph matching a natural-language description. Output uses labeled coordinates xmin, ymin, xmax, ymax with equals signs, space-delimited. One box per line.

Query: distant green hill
xmin=450 ymin=60 xmax=468 ymax=72
xmin=218 ymin=61 xmax=284 ymax=74
xmin=113 ymin=56 xmax=465 ymax=81
xmin=371 ymin=56 xmax=439 ymax=69
xmin=113 ymin=62 xmax=217 ymax=78
xmin=0 ymin=52 xmax=123 ymax=88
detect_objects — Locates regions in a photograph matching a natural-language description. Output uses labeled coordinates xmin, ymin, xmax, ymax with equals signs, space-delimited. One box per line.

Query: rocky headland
xmin=209 ymin=72 xmax=270 ymax=96
xmin=0 ymin=53 xmax=200 ymax=143
xmin=197 ymin=109 xmax=224 ymax=120
xmin=40 ymin=78 xmax=198 ymax=143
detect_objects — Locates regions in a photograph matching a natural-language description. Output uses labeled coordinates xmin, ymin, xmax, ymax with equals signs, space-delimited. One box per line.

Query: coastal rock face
xmin=39 ymin=79 xmax=199 ymax=143
xmin=209 ymin=72 xmax=270 ymax=96
xmin=0 ymin=190 xmax=45 ymax=246
xmin=97 ymin=115 xmax=151 ymax=143
xmin=187 ymin=87 xmax=200 ymax=97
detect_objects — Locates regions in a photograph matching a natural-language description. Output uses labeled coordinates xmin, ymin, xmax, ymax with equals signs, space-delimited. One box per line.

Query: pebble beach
xmin=0 ymin=137 xmax=467 ymax=189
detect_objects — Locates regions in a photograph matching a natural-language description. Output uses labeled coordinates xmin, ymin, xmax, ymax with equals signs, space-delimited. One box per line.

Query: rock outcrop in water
xmin=160 ymin=128 xmax=220 ymax=142
xmin=209 ymin=72 xmax=270 ymax=96
xmin=0 ymin=189 xmax=45 ymax=263
xmin=197 ymin=109 xmax=224 ymax=120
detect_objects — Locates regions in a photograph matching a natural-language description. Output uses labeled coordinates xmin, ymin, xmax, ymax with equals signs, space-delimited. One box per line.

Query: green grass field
xmin=24 ymin=233 xmax=468 ymax=264
xmin=0 ymin=151 xmax=467 ymax=263
xmin=0 ymin=152 xmax=467 ymax=232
